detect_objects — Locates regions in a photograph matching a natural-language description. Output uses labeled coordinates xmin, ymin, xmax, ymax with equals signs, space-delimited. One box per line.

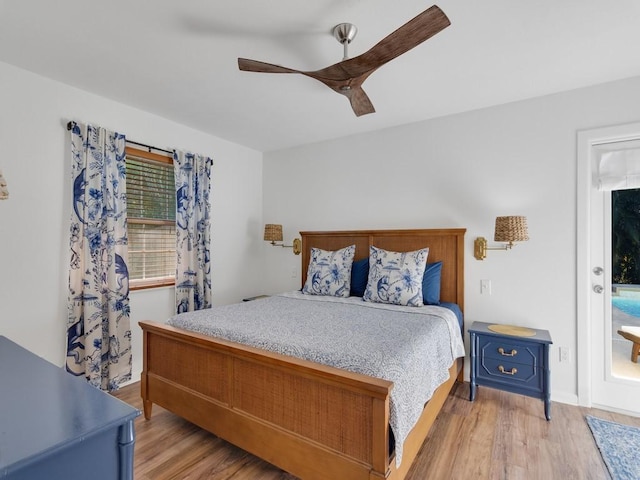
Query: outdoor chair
xmin=617 ymin=326 xmax=640 ymax=363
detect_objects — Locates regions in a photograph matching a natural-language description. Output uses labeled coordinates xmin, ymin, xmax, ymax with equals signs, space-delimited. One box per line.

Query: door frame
xmin=577 ymin=121 xmax=640 ymax=407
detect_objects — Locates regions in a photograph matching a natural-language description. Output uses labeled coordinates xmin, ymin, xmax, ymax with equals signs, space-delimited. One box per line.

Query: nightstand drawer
xmin=478 ymin=336 xmax=543 ymax=367
xmin=477 ymin=356 xmax=544 ymax=392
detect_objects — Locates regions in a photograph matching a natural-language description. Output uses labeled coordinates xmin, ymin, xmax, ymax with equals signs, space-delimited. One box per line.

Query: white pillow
xmin=302 ymin=245 xmax=356 ymax=297
xmin=363 ymin=246 xmax=429 ymax=307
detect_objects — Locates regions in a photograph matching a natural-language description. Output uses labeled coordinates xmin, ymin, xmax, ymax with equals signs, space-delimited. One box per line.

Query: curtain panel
xmin=66 ymin=122 xmax=132 ymax=391
xmin=174 ymin=150 xmax=213 ymax=313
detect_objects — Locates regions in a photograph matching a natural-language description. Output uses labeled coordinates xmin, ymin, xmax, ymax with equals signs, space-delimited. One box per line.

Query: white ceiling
xmin=1 ymin=1 xmax=640 ymax=152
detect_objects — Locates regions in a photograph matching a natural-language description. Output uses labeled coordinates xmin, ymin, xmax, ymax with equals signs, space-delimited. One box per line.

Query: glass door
xmin=590 ymin=144 xmax=640 ymax=414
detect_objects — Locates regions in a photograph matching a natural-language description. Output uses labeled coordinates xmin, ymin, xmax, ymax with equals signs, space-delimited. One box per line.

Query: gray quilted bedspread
xmin=167 ymin=291 xmax=465 ymax=467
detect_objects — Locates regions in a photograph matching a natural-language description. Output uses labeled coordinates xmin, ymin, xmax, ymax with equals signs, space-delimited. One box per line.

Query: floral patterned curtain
xmin=66 ymin=122 xmax=131 ymax=391
xmin=174 ymin=150 xmax=213 ymax=313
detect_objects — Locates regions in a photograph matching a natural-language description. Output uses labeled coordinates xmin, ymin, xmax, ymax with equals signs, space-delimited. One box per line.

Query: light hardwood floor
xmin=113 ymin=381 xmax=640 ymax=479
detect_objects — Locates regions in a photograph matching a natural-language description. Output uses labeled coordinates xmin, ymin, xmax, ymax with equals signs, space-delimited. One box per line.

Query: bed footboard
xmin=140 ymin=320 xmax=395 ymax=480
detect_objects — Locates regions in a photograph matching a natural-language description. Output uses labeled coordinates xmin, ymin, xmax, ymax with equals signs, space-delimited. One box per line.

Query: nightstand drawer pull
xmin=498 ymin=347 xmax=517 ymax=357
xmin=498 ymin=365 xmax=518 ymax=375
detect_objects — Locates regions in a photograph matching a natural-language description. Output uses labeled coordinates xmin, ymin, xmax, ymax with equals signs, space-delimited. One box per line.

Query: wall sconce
xmin=474 ymin=216 xmax=529 ymax=260
xmin=0 ymin=170 xmax=8 ymax=200
xmin=264 ymin=224 xmax=301 ymax=255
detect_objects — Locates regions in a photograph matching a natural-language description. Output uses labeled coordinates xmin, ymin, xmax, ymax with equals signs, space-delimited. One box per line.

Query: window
xmin=125 ymin=147 xmax=175 ymax=289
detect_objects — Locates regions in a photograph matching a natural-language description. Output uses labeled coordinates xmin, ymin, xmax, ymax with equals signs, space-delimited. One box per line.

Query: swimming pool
xmin=612 ymin=296 xmax=640 ymax=318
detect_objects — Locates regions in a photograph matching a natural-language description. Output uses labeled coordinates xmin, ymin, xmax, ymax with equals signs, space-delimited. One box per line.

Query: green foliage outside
xmin=126 ymin=158 xmax=175 ymax=221
xmin=613 ymin=189 xmax=640 ymax=284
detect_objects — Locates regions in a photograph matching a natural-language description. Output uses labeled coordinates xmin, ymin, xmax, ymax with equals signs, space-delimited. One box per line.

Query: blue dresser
xmin=469 ymin=321 xmax=553 ymax=420
xmin=0 ymin=336 xmax=140 ymax=479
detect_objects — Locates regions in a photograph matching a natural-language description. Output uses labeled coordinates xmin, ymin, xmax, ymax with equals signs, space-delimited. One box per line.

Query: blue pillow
xmin=350 ymin=258 xmax=369 ymax=297
xmin=422 ymin=261 xmax=442 ymax=305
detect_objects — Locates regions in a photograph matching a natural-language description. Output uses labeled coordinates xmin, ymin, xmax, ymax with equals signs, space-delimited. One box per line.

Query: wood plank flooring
xmin=112 ymin=381 xmax=640 ymax=479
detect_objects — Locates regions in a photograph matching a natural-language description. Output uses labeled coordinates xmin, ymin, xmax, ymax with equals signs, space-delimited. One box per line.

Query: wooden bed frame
xmin=140 ymin=228 xmax=465 ymax=480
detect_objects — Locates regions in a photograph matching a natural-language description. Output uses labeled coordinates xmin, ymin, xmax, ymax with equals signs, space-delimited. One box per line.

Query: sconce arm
xmin=269 ymin=238 xmax=301 ymax=255
xmin=474 ymin=237 xmax=516 ymax=260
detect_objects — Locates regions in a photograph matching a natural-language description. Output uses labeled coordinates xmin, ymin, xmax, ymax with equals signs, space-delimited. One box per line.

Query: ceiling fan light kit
xmin=238 ymin=5 xmax=450 ymax=117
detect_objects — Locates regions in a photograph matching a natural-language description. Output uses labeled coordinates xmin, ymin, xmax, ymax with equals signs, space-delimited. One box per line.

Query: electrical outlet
xmin=559 ymin=347 xmax=571 ymax=363
xmin=290 ymin=267 xmax=298 ymax=279
xmin=480 ymin=279 xmax=492 ymax=295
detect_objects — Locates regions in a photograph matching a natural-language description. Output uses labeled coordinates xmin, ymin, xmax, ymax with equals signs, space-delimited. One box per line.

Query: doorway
xmin=577 ymin=122 xmax=640 ymax=415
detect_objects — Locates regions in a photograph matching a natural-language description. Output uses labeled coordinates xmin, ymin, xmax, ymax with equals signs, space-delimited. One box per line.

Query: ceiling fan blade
xmin=238 ymin=58 xmax=300 ymax=74
xmin=343 ymin=87 xmax=375 ymax=116
xmin=343 ymin=5 xmax=451 ymax=77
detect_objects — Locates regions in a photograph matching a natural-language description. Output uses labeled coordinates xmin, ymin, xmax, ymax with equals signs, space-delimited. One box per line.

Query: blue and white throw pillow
xmin=363 ymin=246 xmax=429 ymax=307
xmin=302 ymin=245 xmax=356 ymax=297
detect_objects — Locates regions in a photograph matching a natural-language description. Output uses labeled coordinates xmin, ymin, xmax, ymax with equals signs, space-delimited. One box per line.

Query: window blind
xmin=126 ymin=154 xmax=176 ymax=284
xmin=597 ymin=142 xmax=640 ymax=191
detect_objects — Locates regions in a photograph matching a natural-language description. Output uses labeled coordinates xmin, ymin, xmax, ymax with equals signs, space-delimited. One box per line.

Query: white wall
xmin=0 ymin=61 xmax=264 ymax=381
xmin=263 ymin=75 xmax=640 ymax=404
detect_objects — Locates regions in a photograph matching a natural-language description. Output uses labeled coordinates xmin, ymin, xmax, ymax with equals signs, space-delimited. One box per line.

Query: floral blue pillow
xmin=363 ymin=246 xmax=429 ymax=307
xmin=302 ymin=245 xmax=356 ymax=297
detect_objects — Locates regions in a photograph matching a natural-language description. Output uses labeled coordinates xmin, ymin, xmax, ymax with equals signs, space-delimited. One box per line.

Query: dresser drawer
xmin=477 ymin=356 xmax=544 ymax=392
xmin=477 ymin=335 xmax=543 ymax=367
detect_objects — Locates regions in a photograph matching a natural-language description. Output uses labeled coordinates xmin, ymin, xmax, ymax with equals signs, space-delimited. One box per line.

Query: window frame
xmin=125 ymin=146 xmax=176 ymax=291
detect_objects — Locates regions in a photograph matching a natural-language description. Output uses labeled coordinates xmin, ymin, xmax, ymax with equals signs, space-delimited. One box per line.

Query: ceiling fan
xmin=238 ymin=5 xmax=450 ymax=117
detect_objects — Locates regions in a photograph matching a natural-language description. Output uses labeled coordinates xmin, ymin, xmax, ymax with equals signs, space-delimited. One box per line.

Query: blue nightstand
xmin=469 ymin=321 xmax=553 ymax=420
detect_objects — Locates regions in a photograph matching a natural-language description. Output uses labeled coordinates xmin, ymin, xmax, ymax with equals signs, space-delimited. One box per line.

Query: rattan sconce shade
xmin=0 ymin=170 xmax=8 ymax=200
xmin=264 ymin=224 xmax=283 ymax=242
xmin=494 ymin=216 xmax=529 ymax=243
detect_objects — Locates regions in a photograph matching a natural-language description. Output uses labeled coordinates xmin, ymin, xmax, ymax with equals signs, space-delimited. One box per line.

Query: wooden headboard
xmin=300 ymin=228 xmax=466 ymax=312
